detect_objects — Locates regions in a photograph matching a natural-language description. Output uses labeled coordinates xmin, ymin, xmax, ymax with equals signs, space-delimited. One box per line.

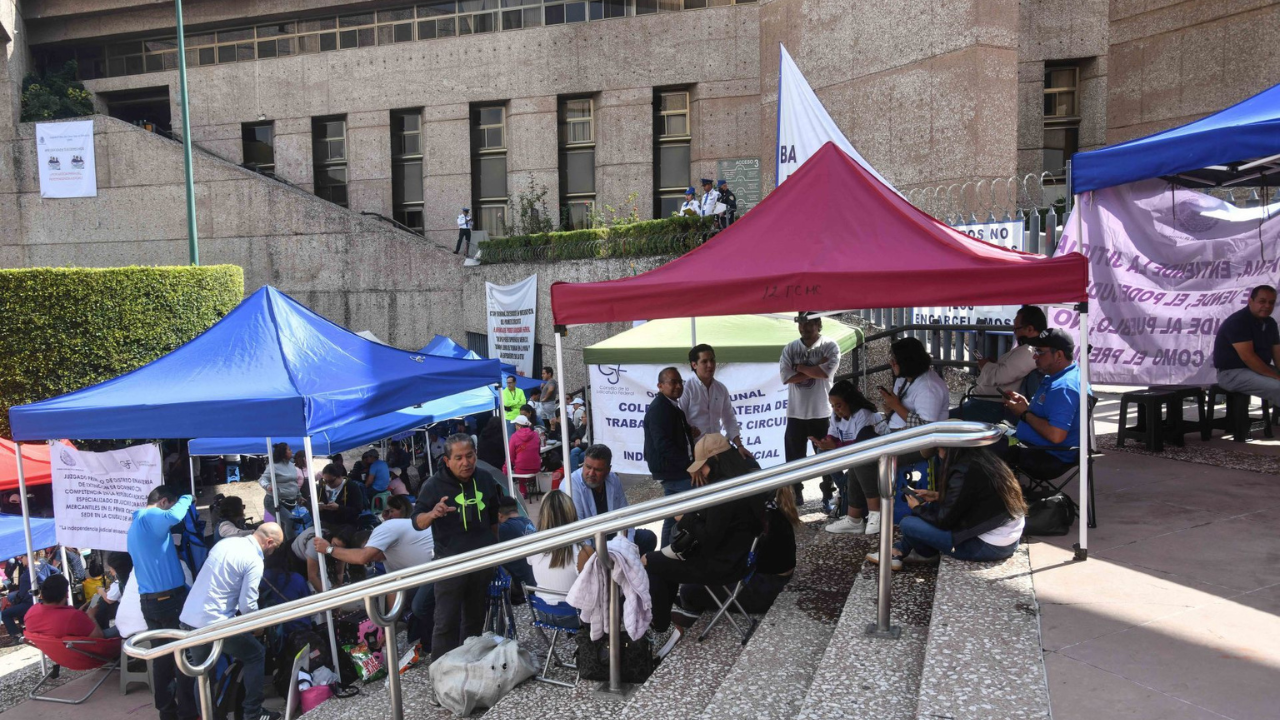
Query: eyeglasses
xmin=1031 ymin=348 xmax=1057 ymax=357
xmin=1012 ymin=325 xmax=1027 ymax=332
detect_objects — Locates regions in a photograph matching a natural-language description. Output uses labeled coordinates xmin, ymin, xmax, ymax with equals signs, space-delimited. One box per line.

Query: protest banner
xmin=485 ymin=274 xmax=538 ymax=377
xmin=51 ymin=443 xmax=162 ymax=552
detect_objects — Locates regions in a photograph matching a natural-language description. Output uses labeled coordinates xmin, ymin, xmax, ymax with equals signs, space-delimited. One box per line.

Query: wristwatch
xmin=324 ymin=546 xmax=334 ymax=556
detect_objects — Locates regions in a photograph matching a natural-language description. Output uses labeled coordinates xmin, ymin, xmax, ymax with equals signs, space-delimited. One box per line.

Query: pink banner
xmin=1055 ymin=180 xmax=1280 ymax=385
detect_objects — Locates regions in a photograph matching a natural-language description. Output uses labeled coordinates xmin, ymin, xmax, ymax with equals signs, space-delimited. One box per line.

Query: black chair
xmin=1204 ymin=385 xmax=1273 ymax=442
xmin=697 ymin=536 xmax=762 ymax=645
xmin=1012 ymin=395 xmax=1099 ymax=529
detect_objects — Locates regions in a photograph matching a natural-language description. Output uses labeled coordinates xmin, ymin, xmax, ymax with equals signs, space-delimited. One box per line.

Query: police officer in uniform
xmin=679 ymin=187 xmax=700 ymax=216
xmin=698 ymin=178 xmax=720 ymax=218
xmin=717 ymin=179 xmax=738 ymax=228
xmin=455 ymin=207 xmax=473 ymax=255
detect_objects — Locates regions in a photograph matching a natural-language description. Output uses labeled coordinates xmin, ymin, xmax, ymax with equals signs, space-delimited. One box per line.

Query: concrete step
xmin=795 ymin=549 xmax=939 ymax=720
xmin=915 ymin=546 xmax=1051 ymax=720
xmin=694 ymin=526 xmax=876 ymax=720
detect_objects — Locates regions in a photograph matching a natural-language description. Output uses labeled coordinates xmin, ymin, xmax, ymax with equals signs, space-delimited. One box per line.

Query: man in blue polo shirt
xmin=127 ymin=486 xmax=197 ymax=720
xmin=1214 ymin=285 xmax=1280 ymax=405
xmin=363 ymin=449 xmax=391 ymax=494
xmin=1000 ymin=328 xmax=1083 ymax=478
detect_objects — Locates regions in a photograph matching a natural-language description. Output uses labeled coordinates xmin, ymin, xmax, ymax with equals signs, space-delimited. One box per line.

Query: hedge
xmin=479 ymin=215 xmax=715 ymax=263
xmin=0 ymin=265 xmax=244 ymax=439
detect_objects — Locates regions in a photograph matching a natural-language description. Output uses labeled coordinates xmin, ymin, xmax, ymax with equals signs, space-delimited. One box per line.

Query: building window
xmin=1043 ymin=65 xmax=1079 ymax=177
xmin=654 ymin=89 xmax=691 ymax=218
xmin=313 ymin=116 xmax=348 ymax=207
xmin=466 ymin=331 xmax=489 ymax=357
xmin=472 ymin=104 xmax=509 ymax=237
xmin=559 ymin=97 xmax=596 ymax=230
xmin=242 ymin=122 xmax=275 ymax=175
xmin=391 ymin=109 xmax=425 ymax=234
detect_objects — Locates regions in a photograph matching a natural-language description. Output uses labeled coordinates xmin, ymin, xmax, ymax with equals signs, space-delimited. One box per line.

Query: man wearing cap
xmin=1000 ymin=328 xmax=1085 ymax=478
xmin=779 ymin=313 xmax=842 ymax=506
xmin=698 ymin=178 xmax=720 ymax=218
xmin=716 ymin=179 xmax=737 ymax=226
xmin=569 ymin=395 xmax=586 ymax=428
xmin=455 ymin=207 xmax=473 ymax=254
xmin=643 ymin=367 xmax=696 ymax=545
xmin=679 ymin=188 xmax=700 ymax=216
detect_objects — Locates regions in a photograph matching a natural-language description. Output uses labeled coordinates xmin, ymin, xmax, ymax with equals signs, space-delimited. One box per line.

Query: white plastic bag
xmin=429 ymin=632 xmax=537 ymax=716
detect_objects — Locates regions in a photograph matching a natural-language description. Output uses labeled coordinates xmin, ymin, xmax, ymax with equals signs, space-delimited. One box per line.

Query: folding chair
xmin=697 ymin=536 xmax=761 ymax=645
xmin=483 ymin=567 xmax=518 ymax=640
xmin=25 ymin=631 xmax=122 ymax=704
xmin=513 ymin=473 xmax=542 ymax=503
xmin=1014 ymin=395 xmax=1099 ymax=529
xmin=522 ymin=584 xmax=580 ymax=688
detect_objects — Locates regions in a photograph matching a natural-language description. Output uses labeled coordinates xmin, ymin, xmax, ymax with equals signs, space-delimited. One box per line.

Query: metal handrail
xmin=125 ymin=420 xmax=999 ymax=665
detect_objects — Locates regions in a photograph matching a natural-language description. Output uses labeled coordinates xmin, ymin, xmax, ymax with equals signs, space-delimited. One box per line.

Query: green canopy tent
xmin=582 ymin=315 xmax=863 ymax=365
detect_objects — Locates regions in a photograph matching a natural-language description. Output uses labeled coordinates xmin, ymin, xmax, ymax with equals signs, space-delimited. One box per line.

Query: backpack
xmin=174 ymin=502 xmax=210 ymax=576
xmin=211 ymin=656 xmax=245 ymax=720
xmin=1022 ymin=494 xmax=1077 ymax=537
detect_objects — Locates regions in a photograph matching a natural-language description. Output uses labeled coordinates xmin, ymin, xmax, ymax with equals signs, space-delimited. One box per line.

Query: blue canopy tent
xmin=421 ymin=335 xmax=542 ymax=392
xmin=0 ymin=515 xmax=56 ymax=562
xmin=1074 ymin=81 xmax=1280 ymax=193
xmin=7 ymin=286 xmax=500 ymax=664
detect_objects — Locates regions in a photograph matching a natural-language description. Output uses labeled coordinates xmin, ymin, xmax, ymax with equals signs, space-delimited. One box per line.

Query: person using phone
xmin=817 ymin=381 xmax=886 ymax=535
xmin=952 ymin=306 xmax=1045 ymax=422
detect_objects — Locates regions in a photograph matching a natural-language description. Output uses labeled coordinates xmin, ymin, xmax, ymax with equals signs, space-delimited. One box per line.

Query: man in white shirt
xmin=698 ymin=178 xmax=720 ymax=217
xmin=455 ymin=207 xmax=473 ymax=255
xmin=314 ymin=496 xmax=436 ymax=652
xmin=954 ymin=305 xmax=1045 ymax=423
xmin=679 ymin=344 xmax=751 ymax=459
xmin=180 ymin=524 xmax=284 ymax=720
xmin=779 ymin=312 xmax=842 ymax=506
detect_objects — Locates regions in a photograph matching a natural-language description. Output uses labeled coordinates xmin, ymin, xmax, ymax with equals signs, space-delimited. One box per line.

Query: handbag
xmin=575 ymin=626 xmax=656 ymax=684
xmin=430 ymin=632 xmax=537 ymax=716
xmin=662 ymin=527 xmax=700 ymax=561
xmin=1022 ymin=494 xmax=1077 ymax=537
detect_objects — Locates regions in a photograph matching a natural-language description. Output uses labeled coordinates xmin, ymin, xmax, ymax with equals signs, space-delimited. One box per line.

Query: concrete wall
xmin=758 ymin=0 xmax=1021 ymax=193
xmin=1107 ymin=0 xmax=1280 ymax=144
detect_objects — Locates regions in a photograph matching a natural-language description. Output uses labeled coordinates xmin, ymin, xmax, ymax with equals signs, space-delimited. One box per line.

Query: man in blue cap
xmin=455 ymin=207 xmax=473 ymax=255
xmin=717 ymin=179 xmax=737 ymax=227
xmin=698 ymin=178 xmax=720 ymax=218
xmin=679 ymin=187 xmax=700 ymax=216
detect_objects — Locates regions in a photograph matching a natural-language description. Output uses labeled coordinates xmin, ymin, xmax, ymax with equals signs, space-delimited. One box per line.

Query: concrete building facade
xmin=4 ymin=0 xmax=1280 ymax=391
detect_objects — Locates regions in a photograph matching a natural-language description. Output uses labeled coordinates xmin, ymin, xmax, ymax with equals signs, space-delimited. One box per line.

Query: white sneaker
xmin=864 ymin=511 xmax=882 ymax=536
xmin=656 ymin=626 xmax=684 ymax=659
xmin=825 ymin=515 xmax=866 ymax=534
xmin=865 ymin=551 xmax=902 ymax=571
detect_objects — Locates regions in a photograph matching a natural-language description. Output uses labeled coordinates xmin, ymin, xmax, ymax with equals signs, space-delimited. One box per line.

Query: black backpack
xmin=1022 ymin=494 xmax=1077 ymax=537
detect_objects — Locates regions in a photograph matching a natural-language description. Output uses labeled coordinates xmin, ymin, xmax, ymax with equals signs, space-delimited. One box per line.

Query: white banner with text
xmin=52 ymin=443 xmax=162 ymax=552
xmin=486 ymin=274 xmax=538 ymax=378
xmin=1054 ymin=179 xmax=1280 ymax=385
xmin=589 ymin=363 xmax=789 ymax=475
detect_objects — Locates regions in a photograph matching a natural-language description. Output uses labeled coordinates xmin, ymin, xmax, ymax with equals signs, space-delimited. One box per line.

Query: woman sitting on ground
xmin=867 ymin=445 xmax=1027 ymax=571
xmin=817 ymin=380 xmax=885 ymax=536
xmin=527 ymin=490 xmax=594 ymax=604
xmin=644 ymin=433 xmax=765 ymax=657
xmin=678 ymin=484 xmax=799 ymax=615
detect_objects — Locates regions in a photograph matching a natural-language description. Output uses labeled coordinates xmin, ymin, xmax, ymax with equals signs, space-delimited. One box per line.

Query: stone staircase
xmin=300 ymin=510 xmax=1049 ymax=720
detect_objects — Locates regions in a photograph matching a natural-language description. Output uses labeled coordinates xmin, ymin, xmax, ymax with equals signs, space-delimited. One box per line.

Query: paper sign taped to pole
xmin=52 ymin=443 xmax=162 ymax=552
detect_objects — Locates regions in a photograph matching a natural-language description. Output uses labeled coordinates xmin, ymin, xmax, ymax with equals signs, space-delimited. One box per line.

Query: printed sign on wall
xmin=36 ymin=120 xmax=97 ymax=198
xmin=485 ymin=274 xmax=538 ymax=378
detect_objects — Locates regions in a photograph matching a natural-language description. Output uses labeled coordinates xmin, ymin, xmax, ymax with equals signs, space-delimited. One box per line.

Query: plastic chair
xmin=513 ymin=473 xmax=542 ymax=502
xmin=25 ymin=631 xmax=122 ymax=704
xmin=119 ymin=636 xmax=153 ymax=695
xmin=698 ymin=536 xmax=761 ymax=645
xmin=522 ymin=584 xmax=580 ymax=688
xmin=1013 ymin=395 xmax=1099 ymax=529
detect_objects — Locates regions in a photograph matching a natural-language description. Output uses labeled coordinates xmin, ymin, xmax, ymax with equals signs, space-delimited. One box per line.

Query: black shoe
xmin=793 ymin=485 xmax=805 ymax=506
xmin=258 ymin=711 xmax=282 ymax=720
xmin=671 ymin=602 xmax=701 ymax=625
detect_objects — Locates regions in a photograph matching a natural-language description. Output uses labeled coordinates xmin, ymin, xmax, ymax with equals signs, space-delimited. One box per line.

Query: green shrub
xmin=479 ymin=215 xmax=714 ymax=263
xmin=20 ymin=61 xmax=94 ymax=122
xmin=0 ymin=265 xmax=244 ymax=438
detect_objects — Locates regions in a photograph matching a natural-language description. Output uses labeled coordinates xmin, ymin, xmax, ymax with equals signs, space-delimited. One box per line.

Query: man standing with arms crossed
xmin=127 ymin=487 xmax=198 ymax=720
xmin=779 ymin=313 xmax=842 ymax=507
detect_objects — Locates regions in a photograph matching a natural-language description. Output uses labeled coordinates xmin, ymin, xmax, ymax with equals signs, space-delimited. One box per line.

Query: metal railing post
xmin=364 ymin=591 xmax=406 ymax=720
xmin=866 ymin=453 xmax=901 ymax=639
xmin=175 ymin=639 xmax=223 ymax=720
xmin=593 ymin=529 xmax=631 ymax=697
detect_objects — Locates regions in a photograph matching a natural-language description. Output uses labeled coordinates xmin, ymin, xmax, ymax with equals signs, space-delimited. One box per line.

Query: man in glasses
xmin=999 ymin=328 xmax=1084 ymax=479
xmin=953 ymin=305 xmax=1047 ymax=422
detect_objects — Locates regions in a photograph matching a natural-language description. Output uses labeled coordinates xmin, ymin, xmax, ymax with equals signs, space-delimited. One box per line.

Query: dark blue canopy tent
xmin=8 ymin=287 xmax=501 ymax=441
xmin=421 ymin=334 xmax=541 ymax=392
xmin=1074 ymin=81 xmax=1280 ymax=193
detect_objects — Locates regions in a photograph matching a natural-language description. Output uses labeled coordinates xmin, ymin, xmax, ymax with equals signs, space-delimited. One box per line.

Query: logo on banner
xmin=59 ymin=449 xmax=75 ymax=467
xmin=600 ymin=365 xmax=628 ymax=385
xmin=410 ymin=355 xmax=425 ymax=363
xmin=120 ymin=459 xmax=134 ymax=471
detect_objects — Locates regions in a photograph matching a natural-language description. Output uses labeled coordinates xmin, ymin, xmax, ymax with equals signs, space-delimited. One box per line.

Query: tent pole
xmin=498 ymin=395 xmax=515 ymax=497
xmin=186 ymin=443 xmax=196 ymax=499
xmin=59 ymin=545 xmax=73 ymax=606
xmin=1075 ymin=194 xmax=1089 ymax=562
xmin=691 ymin=317 xmax=697 ymax=346
xmin=265 ymin=437 xmax=280 ymax=524
xmin=554 ymin=329 xmax=572 ymax=495
xmin=303 ymin=436 xmax=341 ymax=666
xmin=16 ymin=445 xmax=46 ymax=675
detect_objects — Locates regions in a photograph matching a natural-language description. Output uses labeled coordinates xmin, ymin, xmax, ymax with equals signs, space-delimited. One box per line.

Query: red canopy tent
xmin=551 ymin=142 xmax=1086 ymax=324
xmin=0 ymin=438 xmax=69 ymax=492
xmin=548 ymin=142 xmax=1094 ymax=559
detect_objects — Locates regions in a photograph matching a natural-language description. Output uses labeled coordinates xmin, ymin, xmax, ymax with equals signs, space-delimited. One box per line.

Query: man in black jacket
xmin=643 ymin=366 xmax=695 ymax=546
xmin=412 ymin=434 xmax=501 ymax=660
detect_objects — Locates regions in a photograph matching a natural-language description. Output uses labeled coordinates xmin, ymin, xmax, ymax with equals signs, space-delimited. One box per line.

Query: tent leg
xmin=691 ymin=317 xmax=697 ymax=346
xmin=303 ymin=437 xmax=341 ymax=666
xmin=554 ymin=330 xmax=572 ymax=494
xmin=498 ymin=396 xmax=515 ymax=498
xmin=265 ymin=437 xmax=280 ymax=524
xmin=58 ymin=546 xmax=73 ymax=606
xmin=187 ymin=449 xmax=196 ymax=499
xmin=14 ymin=444 xmax=45 ymax=674
xmin=1076 ymin=308 xmax=1089 ymax=563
